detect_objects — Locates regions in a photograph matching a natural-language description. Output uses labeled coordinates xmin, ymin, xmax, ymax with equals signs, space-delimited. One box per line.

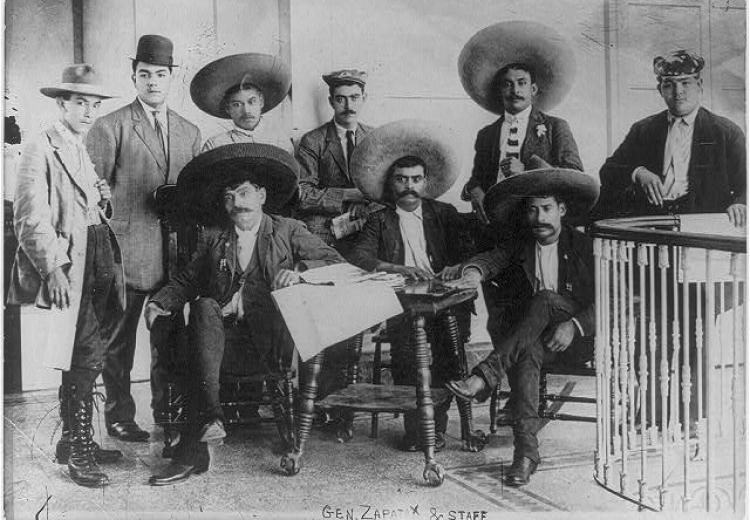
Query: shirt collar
xmin=138 ymin=97 xmax=167 ymax=119
xmin=333 ymin=120 xmax=357 ymax=140
xmin=54 ymin=120 xmax=84 ymax=147
xmin=232 ymin=118 xmax=263 ymax=137
xmin=395 ymin=204 xmax=423 ymax=220
xmin=234 ymin=220 xmax=261 ymax=240
xmin=504 ymin=104 xmax=533 ymax=124
xmin=668 ymin=106 xmax=699 ymax=127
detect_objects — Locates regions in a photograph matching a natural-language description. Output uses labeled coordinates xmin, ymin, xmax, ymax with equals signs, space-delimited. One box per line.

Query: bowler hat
xmin=190 ymin=53 xmax=292 ymax=118
xmin=40 ymin=64 xmax=115 ymax=99
xmin=131 ymin=34 xmax=177 ymax=68
xmin=350 ymin=119 xmax=459 ymax=203
xmin=177 ymin=143 xmax=298 ymax=225
xmin=458 ymin=21 xmax=576 ymax=114
xmin=483 ymin=167 xmax=599 ymax=224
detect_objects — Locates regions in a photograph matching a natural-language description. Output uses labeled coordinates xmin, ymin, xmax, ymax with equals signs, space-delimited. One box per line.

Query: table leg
xmin=281 ymin=351 xmax=323 ymax=476
xmin=414 ymin=314 xmax=444 ymax=486
xmin=442 ymin=311 xmax=487 ymax=452
xmin=337 ymin=333 xmax=363 ymax=442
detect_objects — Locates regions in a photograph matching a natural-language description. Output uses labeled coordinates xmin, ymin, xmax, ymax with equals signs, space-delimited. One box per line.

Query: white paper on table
xmin=271 ymin=282 xmax=403 ymax=361
xmin=41 ymin=292 xmax=82 ymax=371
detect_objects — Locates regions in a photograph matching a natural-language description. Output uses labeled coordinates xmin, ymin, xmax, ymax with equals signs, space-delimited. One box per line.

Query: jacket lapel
xmin=225 ymin=227 xmax=238 ymax=278
xmin=687 ymin=107 xmax=712 ymax=193
xmin=324 ymin=121 xmax=348 ymax=179
xmin=383 ymin=209 xmax=405 ymax=265
xmin=257 ymin=214 xmax=273 ymax=281
xmin=520 ymin=237 xmax=536 ymax=289
xmin=490 ymin=116 xmax=504 ymax=175
xmin=131 ymin=99 xmax=168 ymax=175
xmin=653 ymin=111 xmax=670 ymax=176
xmin=557 ymin=227 xmax=571 ymax=293
xmin=521 ymin=107 xmax=544 ymax=164
xmin=47 ymin=127 xmax=89 ymax=203
xmin=421 ymin=201 xmax=440 ymax=269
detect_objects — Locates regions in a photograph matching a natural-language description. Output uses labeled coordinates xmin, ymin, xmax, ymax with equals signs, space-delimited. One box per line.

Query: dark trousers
xmin=63 ymin=224 xmax=120 ymax=401
xmin=388 ymin=309 xmax=470 ymax=437
xmin=472 ymin=291 xmax=588 ymax=463
xmin=102 ymin=287 xmax=185 ymax=425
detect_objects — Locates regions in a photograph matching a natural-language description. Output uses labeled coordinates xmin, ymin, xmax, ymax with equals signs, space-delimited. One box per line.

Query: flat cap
xmin=322 ymin=69 xmax=367 ymax=88
xmin=653 ymin=50 xmax=704 ymax=78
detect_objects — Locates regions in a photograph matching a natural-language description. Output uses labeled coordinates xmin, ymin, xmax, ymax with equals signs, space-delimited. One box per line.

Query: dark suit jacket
xmin=87 ymin=99 xmax=202 ymax=291
xmin=151 ymin=213 xmax=344 ymax=357
xmin=465 ymin=225 xmax=594 ymax=337
xmin=347 ymin=199 xmax=474 ymax=273
xmin=597 ymin=107 xmax=746 ymax=219
xmin=461 ymin=107 xmax=583 ymax=200
xmin=295 ymin=120 xmax=373 ymax=238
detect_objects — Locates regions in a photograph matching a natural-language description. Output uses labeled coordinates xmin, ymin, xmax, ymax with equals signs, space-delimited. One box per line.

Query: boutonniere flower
xmin=536 ymin=124 xmax=547 ymax=138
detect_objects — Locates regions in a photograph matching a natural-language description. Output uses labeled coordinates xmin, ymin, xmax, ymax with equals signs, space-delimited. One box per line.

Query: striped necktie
xmin=505 ymin=115 xmax=521 ymax=160
xmin=663 ymin=117 xmax=690 ymax=197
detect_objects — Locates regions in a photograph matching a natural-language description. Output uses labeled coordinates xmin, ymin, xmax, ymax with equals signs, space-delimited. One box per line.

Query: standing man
xmin=190 ymin=53 xmax=293 ymax=153
xmin=144 ymin=144 xmax=344 ymax=485
xmin=597 ymin=50 xmax=746 ymax=226
xmin=441 ymin=167 xmax=600 ymax=486
xmin=348 ymin=120 xmax=475 ymax=451
xmin=87 ymin=35 xmax=202 ymax=442
xmin=9 ymin=65 xmax=125 ymax=487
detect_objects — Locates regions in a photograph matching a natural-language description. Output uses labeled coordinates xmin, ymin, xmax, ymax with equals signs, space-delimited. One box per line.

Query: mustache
xmin=342 ymin=110 xmax=356 ymax=115
xmin=396 ymin=189 xmax=420 ymax=198
xmin=532 ymin=224 xmax=553 ymax=230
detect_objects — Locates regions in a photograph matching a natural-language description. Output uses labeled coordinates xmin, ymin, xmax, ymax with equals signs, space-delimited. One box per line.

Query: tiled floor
xmin=4 ymin=370 xmax=641 ymax=519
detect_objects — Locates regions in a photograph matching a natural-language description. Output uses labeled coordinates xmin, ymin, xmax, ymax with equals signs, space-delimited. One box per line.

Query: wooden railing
xmin=590 ymin=214 xmax=746 ymax=513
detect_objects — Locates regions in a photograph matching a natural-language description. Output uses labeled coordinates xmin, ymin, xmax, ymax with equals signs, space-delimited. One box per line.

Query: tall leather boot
xmin=56 ymin=385 xmax=122 ymax=464
xmin=67 ymin=385 xmax=110 ymax=488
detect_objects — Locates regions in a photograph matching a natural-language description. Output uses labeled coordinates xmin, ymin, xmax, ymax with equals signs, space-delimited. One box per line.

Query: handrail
xmin=591 ymin=215 xmax=746 ymax=254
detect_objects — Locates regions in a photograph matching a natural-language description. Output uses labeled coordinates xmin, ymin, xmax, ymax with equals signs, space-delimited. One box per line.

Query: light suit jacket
xmin=87 ymin=99 xmax=201 ymax=292
xmin=8 ymin=124 xmax=126 ymax=312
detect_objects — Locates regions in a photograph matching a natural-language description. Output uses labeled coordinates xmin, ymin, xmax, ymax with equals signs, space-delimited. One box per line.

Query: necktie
xmin=152 ymin=111 xmax=167 ymax=157
xmin=663 ymin=117 xmax=690 ymax=196
xmin=346 ymin=130 xmax=355 ymax=169
xmin=505 ymin=116 xmax=521 ymax=160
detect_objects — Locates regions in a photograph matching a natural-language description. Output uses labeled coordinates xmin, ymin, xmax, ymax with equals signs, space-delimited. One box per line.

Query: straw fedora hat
xmin=40 ymin=64 xmax=115 ymax=99
xmin=177 ymin=143 xmax=298 ymax=225
xmin=458 ymin=21 xmax=576 ymax=114
xmin=350 ymin=119 xmax=459 ymax=203
xmin=190 ymin=53 xmax=292 ymax=119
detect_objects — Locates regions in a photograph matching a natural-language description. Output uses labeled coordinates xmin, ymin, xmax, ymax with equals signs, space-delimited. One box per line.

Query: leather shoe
xmin=149 ymin=442 xmax=209 ymax=486
xmin=445 ymin=380 xmax=480 ymax=403
xmin=56 ymin=435 xmax=123 ymax=464
xmin=107 ymin=422 xmax=150 ymax=442
xmin=399 ymin=432 xmax=445 ymax=453
xmin=505 ymin=456 xmax=538 ymax=487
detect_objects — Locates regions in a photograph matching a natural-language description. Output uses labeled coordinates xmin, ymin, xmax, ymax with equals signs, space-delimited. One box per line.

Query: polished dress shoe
xmin=149 ymin=442 xmax=209 ymax=486
xmin=505 ymin=456 xmax=538 ymax=487
xmin=107 ymin=422 xmax=150 ymax=442
xmin=398 ymin=431 xmax=445 ymax=453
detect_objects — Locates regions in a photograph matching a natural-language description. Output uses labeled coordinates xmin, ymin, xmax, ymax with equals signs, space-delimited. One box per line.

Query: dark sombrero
xmin=458 ymin=21 xmax=576 ymax=114
xmin=484 ymin=167 xmax=600 ymax=224
xmin=190 ymin=53 xmax=292 ymax=119
xmin=177 ymin=143 xmax=298 ymax=225
xmin=350 ymin=119 xmax=459 ymax=203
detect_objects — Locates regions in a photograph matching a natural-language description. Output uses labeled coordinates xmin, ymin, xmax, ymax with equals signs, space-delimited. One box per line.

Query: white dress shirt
xmin=499 ymin=105 xmax=532 ymax=162
xmin=662 ymin=107 xmax=698 ymax=200
xmin=138 ymin=97 xmax=169 ymax=145
xmin=223 ymin=222 xmax=261 ymax=319
xmin=534 ymin=241 xmax=558 ymax=293
xmin=395 ymin=205 xmax=433 ymax=275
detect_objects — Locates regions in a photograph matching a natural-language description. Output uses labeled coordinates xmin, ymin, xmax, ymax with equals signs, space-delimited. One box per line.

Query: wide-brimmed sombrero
xmin=40 ymin=64 xmax=115 ymax=99
xmin=177 ymin=143 xmax=298 ymax=225
xmin=458 ymin=21 xmax=576 ymax=114
xmin=190 ymin=53 xmax=292 ymax=119
xmin=483 ymin=167 xmax=599 ymax=224
xmin=350 ymin=119 xmax=459 ymax=203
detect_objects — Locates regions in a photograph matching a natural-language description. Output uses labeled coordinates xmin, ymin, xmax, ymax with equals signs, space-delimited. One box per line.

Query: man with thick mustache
xmin=87 ymin=35 xmax=202 ymax=442
xmin=597 ymin=50 xmax=746 ymax=226
xmin=348 ymin=120 xmax=474 ymax=451
xmin=441 ymin=166 xmax=599 ymax=486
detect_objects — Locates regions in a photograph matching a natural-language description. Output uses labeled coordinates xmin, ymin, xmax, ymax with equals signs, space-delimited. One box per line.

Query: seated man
xmin=144 ymin=143 xmax=344 ymax=485
xmin=348 ymin=120 xmax=474 ymax=451
xmin=441 ymin=166 xmax=599 ymax=486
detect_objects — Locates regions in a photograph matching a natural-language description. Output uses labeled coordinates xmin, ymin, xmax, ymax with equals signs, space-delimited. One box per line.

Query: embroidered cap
xmin=653 ymin=50 xmax=704 ymax=78
xmin=322 ymin=69 xmax=368 ymax=88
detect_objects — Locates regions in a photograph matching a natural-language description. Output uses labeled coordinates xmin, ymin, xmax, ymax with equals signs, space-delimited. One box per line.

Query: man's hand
xmin=545 ymin=320 xmax=577 ymax=352
xmin=144 ymin=301 xmax=171 ymax=330
xmin=727 ymin=203 xmax=746 ymax=228
xmin=273 ymin=268 xmax=301 ymax=289
xmin=47 ymin=266 xmax=71 ymax=309
xmin=95 ymin=178 xmax=111 ymax=208
xmin=633 ymin=167 xmax=665 ymax=206
xmin=499 ymin=157 xmax=524 ymax=177
xmin=394 ymin=265 xmax=433 ymax=281
xmin=444 ymin=267 xmax=482 ymax=289
xmin=437 ymin=264 xmax=463 ymax=281
xmin=469 ymin=186 xmax=489 ymax=225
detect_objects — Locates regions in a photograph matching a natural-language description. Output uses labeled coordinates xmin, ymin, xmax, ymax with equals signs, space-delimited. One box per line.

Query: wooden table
xmin=280 ymin=280 xmax=486 ymax=486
